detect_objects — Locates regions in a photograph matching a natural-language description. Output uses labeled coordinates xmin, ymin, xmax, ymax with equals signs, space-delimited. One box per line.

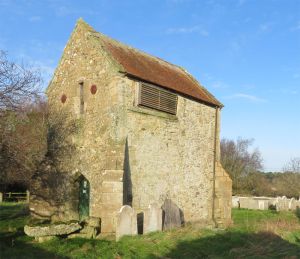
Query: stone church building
xmin=30 ymin=19 xmax=232 ymax=234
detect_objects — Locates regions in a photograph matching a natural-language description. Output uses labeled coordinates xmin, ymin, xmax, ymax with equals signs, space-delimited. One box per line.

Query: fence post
xmin=26 ymin=190 xmax=30 ymax=203
xmin=8 ymin=192 xmax=11 ymax=199
xmin=0 ymin=192 xmax=3 ymax=203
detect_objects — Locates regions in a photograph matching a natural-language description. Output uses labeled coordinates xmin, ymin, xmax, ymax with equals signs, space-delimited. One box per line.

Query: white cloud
xmin=166 ymin=25 xmax=208 ymax=36
xmin=224 ymin=93 xmax=267 ymax=102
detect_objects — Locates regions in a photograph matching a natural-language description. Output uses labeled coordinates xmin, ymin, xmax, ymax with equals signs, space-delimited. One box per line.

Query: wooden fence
xmin=0 ymin=190 xmax=30 ymax=203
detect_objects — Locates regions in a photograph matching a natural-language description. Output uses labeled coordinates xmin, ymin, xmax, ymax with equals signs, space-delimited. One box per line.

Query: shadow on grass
xmin=161 ymin=231 xmax=300 ymax=259
xmin=0 ymin=230 xmax=68 ymax=259
xmin=0 ymin=203 xmax=29 ymax=221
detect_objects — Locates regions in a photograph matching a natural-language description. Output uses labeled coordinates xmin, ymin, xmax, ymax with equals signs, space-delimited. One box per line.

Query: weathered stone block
xmin=101 ymin=193 xmax=123 ymax=205
xmin=101 ymin=181 xmax=123 ymax=193
xmin=102 ymin=170 xmax=123 ymax=182
xmin=24 ymin=223 xmax=81 ymax=237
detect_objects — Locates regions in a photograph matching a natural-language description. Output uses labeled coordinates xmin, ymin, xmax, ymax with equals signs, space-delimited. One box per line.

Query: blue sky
xmin=0 ymin=0 xmax=299 ymax=171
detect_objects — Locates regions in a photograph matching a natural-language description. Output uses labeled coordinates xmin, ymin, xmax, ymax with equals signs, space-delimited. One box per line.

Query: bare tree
xmin=221 ymin=138 xmax=263 ymax=194
xmin=0 ymin=51 xmax=44 ymax=191
xmin=0 ymin=50 xmax=41 ymax=112
xmin=283 ymin=157 xmax=300 ymax=173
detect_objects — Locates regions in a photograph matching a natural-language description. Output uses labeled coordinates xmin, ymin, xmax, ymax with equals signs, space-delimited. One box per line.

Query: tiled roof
xmin=82 ymin=19 xmax=222 ymax=107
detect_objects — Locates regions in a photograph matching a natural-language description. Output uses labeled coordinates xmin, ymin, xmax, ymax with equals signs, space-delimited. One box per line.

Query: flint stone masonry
xmin=144 ymin=203 xmax=162 ymax=234
xmin=30 ymin=19 xmax=232 ymax=235
xmin=116 ymin=205 xmax=137 ymax=241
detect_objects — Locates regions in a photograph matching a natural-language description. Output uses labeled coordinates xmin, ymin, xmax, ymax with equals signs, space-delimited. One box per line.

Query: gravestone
xmin=289 ymin=198 xmax=296 ymax=211
xmin=116 ymin=205 xmax=137 ymax=241
xmin=232 ymin=196 xmax=240 ymax=208
xmin=161 ymin=199 xmax=181 ymax=230
xmin=275 ymin=197 xmax=281 ymax=211
xmin=144 ymin=203 xmax=162 ymax=234
xmin=258 ymin=200 xmax=269 ymax=210
xmin=239 ymin=197 xmax=252 ymax=209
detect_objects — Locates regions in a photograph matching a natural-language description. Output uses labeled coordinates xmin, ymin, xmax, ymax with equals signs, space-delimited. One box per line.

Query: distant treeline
xmin=232 ymin=171 xmax=300 ymax=198
xmin=221 ymin=138 xmax=300 ymax=199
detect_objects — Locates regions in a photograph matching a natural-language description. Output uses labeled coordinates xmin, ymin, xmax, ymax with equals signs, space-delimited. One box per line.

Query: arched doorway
xmin=78 ymin=175 xmax=90 ymax=220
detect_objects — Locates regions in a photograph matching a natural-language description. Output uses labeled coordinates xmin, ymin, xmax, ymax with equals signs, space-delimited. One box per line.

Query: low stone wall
xmin=232 ymin=196 xmax=300 ymax=211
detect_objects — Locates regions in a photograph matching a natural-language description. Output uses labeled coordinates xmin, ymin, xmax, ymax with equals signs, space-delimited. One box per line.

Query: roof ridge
xmin=77 ymin=19 xmax=222 ymax=107
xmin=94 ymin=32 xmax=183 ymax=70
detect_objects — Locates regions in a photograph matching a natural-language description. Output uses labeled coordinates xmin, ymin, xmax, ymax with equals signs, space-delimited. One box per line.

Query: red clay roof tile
xmin=85 ymin=20 xmax=222 ymax=107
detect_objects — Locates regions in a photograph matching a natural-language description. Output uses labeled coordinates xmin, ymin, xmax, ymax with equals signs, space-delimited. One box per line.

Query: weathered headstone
xmin=239 ymin=197 xmax=252 ymax=209
xmin=116 ymin=205 xmax=137 ymax=241
xmin=258 ymin=200 xmax=269 ymax=210
xmin=232 ymin=196 xmax=240 ymax=208
xmin=144 ymin=203 xmax=162 ymax=234
xmin=288 ymin=198 xmax=297 ymax=211
xmin=275 ymin=197 xmax=281 ymax=211
xmin=161 ymin=199 xmax=181 ymax=230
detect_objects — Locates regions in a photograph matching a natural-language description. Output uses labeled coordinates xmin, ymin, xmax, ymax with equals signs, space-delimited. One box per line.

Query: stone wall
xmin=118 ymin=78 xmax=220 ymax=224
xmin=31 ymin=20 xmax=126 ymax=231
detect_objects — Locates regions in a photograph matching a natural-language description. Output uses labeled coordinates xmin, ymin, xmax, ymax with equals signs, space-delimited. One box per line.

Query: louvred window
xmin=138 ymin=82 xmax=178 ymax=115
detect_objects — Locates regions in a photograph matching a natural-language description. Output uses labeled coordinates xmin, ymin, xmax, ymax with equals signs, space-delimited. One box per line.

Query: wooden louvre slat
xmin=139 ymin=83 xmax=178 ymax=115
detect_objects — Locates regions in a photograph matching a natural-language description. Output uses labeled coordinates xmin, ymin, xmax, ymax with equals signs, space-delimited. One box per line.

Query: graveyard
xmin=0 ymin=202 xmax=299 ymax=258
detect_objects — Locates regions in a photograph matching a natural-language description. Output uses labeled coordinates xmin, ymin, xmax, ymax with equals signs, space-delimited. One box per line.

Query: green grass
xmin=0 ymin=204 xmax=300 ymax=258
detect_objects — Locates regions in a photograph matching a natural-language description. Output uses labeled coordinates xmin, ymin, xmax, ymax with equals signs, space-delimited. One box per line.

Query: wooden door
xmin=79 ymin=176 xmax=90 ymax=220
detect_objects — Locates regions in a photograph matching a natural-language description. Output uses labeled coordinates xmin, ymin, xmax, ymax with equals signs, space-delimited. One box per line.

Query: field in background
xmin=0 ymin=203 xmax=299 ymax=258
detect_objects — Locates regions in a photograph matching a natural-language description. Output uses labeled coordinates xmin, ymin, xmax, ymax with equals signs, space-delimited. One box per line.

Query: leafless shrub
xmin=0 ymin=50 xmax=41 ymax=112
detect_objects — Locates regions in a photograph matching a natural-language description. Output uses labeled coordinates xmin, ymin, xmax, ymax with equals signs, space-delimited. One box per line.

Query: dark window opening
xmin=80 ymin=82 xmax=84 ymax=114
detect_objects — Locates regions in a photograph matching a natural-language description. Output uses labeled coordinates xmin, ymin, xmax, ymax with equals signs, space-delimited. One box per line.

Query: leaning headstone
xmin=144 ymin=203 xmax=162 ymax=234
xmin=116 ymin=205 xmax=137 ymax=241
xmin=161 ymin=199 xmax=181 ymax=230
